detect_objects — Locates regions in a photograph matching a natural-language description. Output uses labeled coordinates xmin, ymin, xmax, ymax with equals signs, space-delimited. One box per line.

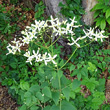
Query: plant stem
xmin=59 ymin=47 xmax=78 ymax=70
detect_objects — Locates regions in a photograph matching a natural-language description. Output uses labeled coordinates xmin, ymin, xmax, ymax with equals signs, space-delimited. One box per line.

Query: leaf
xmin=36 ymin=92 xmax=44 ymax=101
xmin=42 ymin=86 xmax=52 ymax=98
xmin=106 ymin=9 xmax=110 ymax=19
xmin=62 ymin=87 xmax=70 ymax=101
xmin=57 ymin=70 xmax=63 ymax=79
xmin=50 ymin=105 xmax=59 ymax=110
xmin=43 ymin=106 xmax=51 ymax=110
xmin=100 ymin=19 xmax=106 ymax=30
xmin=61 ymin=100 xmax=77 ymax=110
xmin=72 ymin=79 xmax=81 ymax=90
xmin=93 ymin=10 xmax=100 ymax=18
xmin=30 ymin=105 xmax=39 ymax=110
xmin=52 ymin=92 xmax=60 ymax=105
xmin=91 ymin=3 xmax=104 ymax=11
xmin=70 ymin=65 xmax=75 ymax=72
xmin=19 ymin=105 xmax=27 ymax=110
xmin=20 ymin=81 xmax=30 ymax=90
xmin=10 ymin=63 xmax=17 ymax=69
xmin=105 ymin=0 xmax=110 ymax=5
xmin=77 ymin=73 xmax=81 ymax=80
xmin=59 ymin=2 xmax=65 ymax=7
xmin=29 ymin=85 xmax=40 ymax=93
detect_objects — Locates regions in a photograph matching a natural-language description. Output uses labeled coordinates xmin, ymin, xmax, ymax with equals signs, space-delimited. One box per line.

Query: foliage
xmin=59 ymin=0 xmax=85 ymax=24
xmin=91 ymin=0 xmax=110 ymax=30
xmin=0 ymin=15 xmax=109 ymax=110
xmin=34 ymin=1 xmax=46 ymax=20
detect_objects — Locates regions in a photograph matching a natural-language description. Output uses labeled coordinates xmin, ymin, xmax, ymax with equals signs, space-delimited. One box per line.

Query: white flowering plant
xmin=6 ymin=16 xmax=107 ymax=69
xmin=5 ymin=16 xmax=108 ymax=110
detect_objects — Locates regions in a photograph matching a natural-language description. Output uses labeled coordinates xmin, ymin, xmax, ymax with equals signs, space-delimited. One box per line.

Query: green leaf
xmin=52 ymin=92 xmax=60 ymax=105
xmin=61 ymin=100 xmax=77 ymax=110
xmin=29 ymin=85 xmax=40 ymax=93
xmin=43 ymin=106 xmax=51 ymax=110
xmin=59 ymin=2 xmax=65 ymax=7
xmin=42 ymin=86 xmax=52 ymax=98
xmin=10 ymin=63 xmax=17 ymax=69
xmin=36 ymin=92 xmax=44 ymax=101
xmin=62 ymin=87 xmax=70 ymax=101
xmin=57 ymin=70 xmax=63 ymax=79
xmin=105 ymin=0 xmax=110 ymax=5
xmin=77 ymin=73 xmax=81 ymax=80
xmin=91 ymin=3 xmax=105 ymax=11
xmin=50 ymin=105 xmax=59 ymax=110
xmin=19 ymin=105 xmax=27 ymax=110
xmin=71 ymin=79 xmax=81 ymax=90
xmin=69 ymin=65 xmax=75 ymax=72
xmin=107 ymin=17 xmax=110 ymax=24
xmin=87 ymin=62 xmax=96 ymax=72
xmin=93 ymin=10 xmax=100 ymax=18
xmin=20 ymin=81 xmax=30 ymax=90
xmin=106 ymin=9 xmax=110 ymax=19
xmin=100 ymin=19 xmax=106 ymax=30
xmin=30 ymin=105 xmax=39 ymax=110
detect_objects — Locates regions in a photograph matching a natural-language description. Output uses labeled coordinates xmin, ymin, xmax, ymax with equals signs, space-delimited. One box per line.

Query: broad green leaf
xmin=72 ymin=79 xmax=81 ymax=90
xmin=19 ymin=105 xmax=27 ymax=110
xmin=61 ymin=100 xmax=77 ymax=110
xmin=70 ymin=65 xmax=75 ymax=72
xmin=100 ymin=19 xmax=106 ymax=30
xmin=93 ymin=10 xmax=100 ymax=18
xmin=107 ymin=17 xmax=110 ymax=24
xmin=52 ymin=92 xmax=60 ymax=105
xmin=91 ymin=3 xmax=105 ymax=11
xmin=36 ymin=92 xmax=44 ymax=101
xmin=52 ymin=75 xmax=59 ymax=88
xmin=29 ymin=85 xmax=40 ymax=93
xmin=87 ymin=62 xmax=96 ymax=72
xmin=106 ymin=9 xmax=110 ymax=19
xmin=20 ymin=81 xmax=30 ymax=90
xmin=25 ymin=97 xmax=32 ymax=105
xmin=30 ymin=105 xmax=39 ymax=110
xmin=42 ymin=86 xmax=52 ymax=98
xmin=10 ymin=63 xmax=17 ymax=69
xmin=105 ymin=0 xmax=110 ymax=5
xmin=24 ymin=91 xmax=31 ymax=97
xmin=62 ymin=87 xmax=70 ymax=101
xmin=43 ymin=106 xmax=51 ymax=110
xmin=57 ymin=70 xmax=63 ymax=79
xmin=50 ymin=105 xmax=59 ymax=110
xmin=77 ymin=73 xmax=81 ymax=80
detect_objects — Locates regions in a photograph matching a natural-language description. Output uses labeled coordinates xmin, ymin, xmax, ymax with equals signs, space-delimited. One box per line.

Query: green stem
xmin=48 ymin=35 xmax=61 ymax=48
xmin=59 ymin=47 xmax=78 ymax=70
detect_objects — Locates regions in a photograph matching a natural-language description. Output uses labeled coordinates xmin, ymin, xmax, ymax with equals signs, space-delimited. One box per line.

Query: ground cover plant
xmin=0 ymin=0 xmax=110 ymax=110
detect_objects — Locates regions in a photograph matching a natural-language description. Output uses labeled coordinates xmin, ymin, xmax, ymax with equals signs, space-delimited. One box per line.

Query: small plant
xmin=34 ymin=1 xmax=46 ymax=20
xmin=91 ymin=0 xmax=110 ymax=30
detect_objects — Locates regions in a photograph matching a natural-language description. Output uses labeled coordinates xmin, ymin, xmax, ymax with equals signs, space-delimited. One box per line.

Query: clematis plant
xmin=6 ymin=16 xmax=108 ymax=69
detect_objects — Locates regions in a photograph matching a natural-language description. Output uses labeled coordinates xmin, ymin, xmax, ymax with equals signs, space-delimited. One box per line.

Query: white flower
xmin=48 ymin=53 xmax=57 ymax=65
xmin=68 ymin=37 xmax=80 ymax=47
xmin=11 ymin=38 xmax=19 ymax=44
xmin=26 ymin=56 xmax=34 ymax=65
xmin=24 ymin=51 xmax=31 ymax=57
xmin=42 ymin=52 xmax=48 ymax=65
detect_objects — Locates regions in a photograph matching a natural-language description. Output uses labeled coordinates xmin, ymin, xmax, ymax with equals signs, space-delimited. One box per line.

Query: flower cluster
xmin=24 ymin=49 xmax=57 ymax=65
xmin=68 ymin=28 xmax=108 ymax=47
xmin=6 ymin=16 xmax=108 ymax=66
